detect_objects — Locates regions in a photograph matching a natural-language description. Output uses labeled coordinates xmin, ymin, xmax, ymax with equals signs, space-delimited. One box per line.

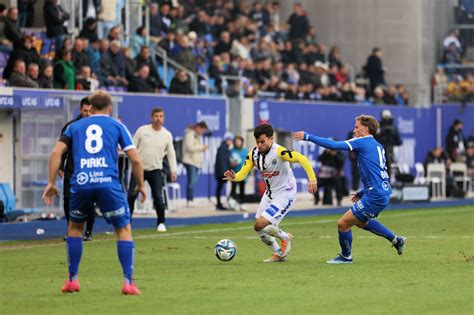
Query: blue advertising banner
xmin=254 ymin=100 xmax=473 ymax=186
xmin=0 ymin=89 xmax=64 ymax=109
xmin=119 ymin=94 xmax=227 ymax=199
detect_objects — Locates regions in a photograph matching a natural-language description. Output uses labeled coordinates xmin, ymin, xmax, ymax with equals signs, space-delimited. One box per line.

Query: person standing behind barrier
xmin=445 ymin=119 xmax=466 ymax=163
xmin=59 ymin=97 xmax=95 ymax=241
xmin=128 ymin=107 xmax=177 ymax=232
xmin=230 ymin=136 xmax=249 ymax=209
xmin=375 ymin=110 xmax=402 ymax=177
xmin=215 ymin=132 xmax=234 ymax=210
xmin=182 ymin=121 xmax=209 ymax=207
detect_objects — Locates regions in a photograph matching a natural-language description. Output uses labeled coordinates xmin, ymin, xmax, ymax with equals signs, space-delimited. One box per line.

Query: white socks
xmin=262 ymin=225 xmax=289 ymax=240
xmin=257 ymin=230 xmax=282 ymax=254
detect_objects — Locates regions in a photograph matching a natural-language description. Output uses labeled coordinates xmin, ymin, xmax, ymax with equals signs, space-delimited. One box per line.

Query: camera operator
xmin=375 ymin=110 xmax=402 ymax=177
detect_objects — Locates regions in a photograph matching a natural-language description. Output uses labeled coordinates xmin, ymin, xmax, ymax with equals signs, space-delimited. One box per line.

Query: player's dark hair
xmin=151 ymin=107 xmax=163 ymax=116
xmin=90 ymin=91 xmax=112 ymax=110
xmin=254 ymin=123 xmax=274 ymax=138
xmin=356 ymin=115 xmax=379 ymax=135
xmin=80 ymin=97 xmax=91 ymax=108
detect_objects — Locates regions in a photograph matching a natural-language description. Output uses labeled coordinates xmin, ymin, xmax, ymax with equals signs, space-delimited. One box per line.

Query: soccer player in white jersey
xmin=224 ymin=124 xmax=318 ymax=262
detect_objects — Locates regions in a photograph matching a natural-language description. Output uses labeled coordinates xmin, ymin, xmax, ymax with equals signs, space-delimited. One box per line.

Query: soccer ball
xmin=214 ymin=239 xmax=237 ymax=262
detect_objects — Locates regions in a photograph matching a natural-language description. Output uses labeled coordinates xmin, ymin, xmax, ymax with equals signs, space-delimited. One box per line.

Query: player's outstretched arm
xmin=42 ymin=141 xmax=68 ymax=205
xmin=277 ymin=147 xmax=318 ymax=193
xmin=126 ymin=148 xmax=147 ymax=202
xmin=224 ymin=151 xmax=253 ymax=182
xmin=293 ymin=131 xmax=350 ymax=151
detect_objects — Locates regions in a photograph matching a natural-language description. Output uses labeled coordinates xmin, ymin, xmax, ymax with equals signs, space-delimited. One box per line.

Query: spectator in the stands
xmin=5 ymin=7 xmax=21 ymax=45
xmin=82 ymin=0 xmax=100 ymax=19
xmin=366 ymin=47 xmax=386 ymax=93
xmin=190 ymin=9 xmax=211 ymax=38
xmin=158 ymin=30 xmax=177 ymax=55
xmin=38 ymin=64 xmax=53 ymax=88
xmin=86 ymin=38 xmax=101 ymax=76
xmin=441 ymin=43 xmax=462 ymax=64
xmin=76 ymin=65 xmax=99 ymax=91
xmin=56 ymin=36 xmax=72 ymax=60
xmin=130 ymin=26 xmax=149 ymax=59
xmin=122 ymin=47 xmax=136 ymax=81
xmin=443 ymin=29 xmax=462 ymax=53
xmin=432 ymin=67 xmax=448 ymax=102
xmin=97 ymin=0 xmax=117 ymax=39
xmin=43 ymin=0 xmax=69 ymax=51
xmin=174 ymin=35 xmax=197 ymax=73
xmin=280 ymin=40 xmax=303 ymax=64
xmin=79 ymin=17 xmax=98 ymax=43
xmin=3 ymin=34 xmax=39 ymax=80
xmin=72 ymin=38 xmax=90 ymax=75
xmin=0 ymin=4 xmax=13 ymax=54
xmin=107 ymin=25 xmax=122 ymax=44
xmin=340 ymin=82 xmax=356 ymax=103
xmin=328 ymin=46 xmax=343 ymax=68
xmin=134 ymin=45 xmax=165 ymax=89
xmin=287 ymin=2 xmax=309 ymax=41
xmin=395 ymin=84 xmax=409 ymax=105
xmin=158 ymin=2 xmax=172 ymax=35
xmin=9 ymin=59 xmax=38 ymax=88
xmin=53 ymin=49 xmax=75 ymax=89
xmin=170 ymin=4 xmax=190 ymax=35
xmin=214 ymin=31 xmax=232 ymax=55
xmin=128 ymin=64 xmax=157 ymax=93
xmin=18 ymin=0 xmax=36 ymax=28
xmin=305 ymin=25 xmax=318 ymax=45
xmin=100 ymin=39 xmax=128 ymax=87
xmin=335 ymin=64 xmax=350 ymax=84
xmin=372 ymin=86 xmax=385 ymax=105
xmin=383 ymin=85 xmax=398 ymax=105
xmin=27 ymin=62 xmax=39 ymax=85
xmin=149 ymin=3 xmax=161 ymax=41
xmin=169 ymin=70 xmax=193 ymax=95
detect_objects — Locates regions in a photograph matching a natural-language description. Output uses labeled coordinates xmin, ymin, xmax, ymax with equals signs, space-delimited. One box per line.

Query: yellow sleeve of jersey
xmin=277 ymin=146 xmax=316 ymax=181
xmin=233 ymin=151 xmax=254 ymax=182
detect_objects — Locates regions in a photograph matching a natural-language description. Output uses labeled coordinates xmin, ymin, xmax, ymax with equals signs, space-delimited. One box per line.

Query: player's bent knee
xmin=337 ymin=218 xmax=350 ymax=232
xmin=253 ymin=218 xmax=268 ymax=232
xmin=116 ymin=224 xmax=133 ymax=241
xmin=68 ymin=222 xmax=85 ymax=237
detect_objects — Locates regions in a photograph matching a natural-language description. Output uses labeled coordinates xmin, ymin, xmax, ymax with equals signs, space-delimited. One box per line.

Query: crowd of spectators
xmin=0 ymin=1 xmax=411 ymax=105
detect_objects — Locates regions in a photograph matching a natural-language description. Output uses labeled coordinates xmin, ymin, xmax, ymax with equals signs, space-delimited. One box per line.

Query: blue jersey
xmin=345 ymin=136 xmax=391 ymax=200
xmin=62 ymin=115 xmax=135 ymax=191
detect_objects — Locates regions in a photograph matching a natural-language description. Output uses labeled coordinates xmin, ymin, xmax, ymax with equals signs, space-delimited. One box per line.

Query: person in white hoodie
xmin=182 ymin=121 xmax=208 ymax=207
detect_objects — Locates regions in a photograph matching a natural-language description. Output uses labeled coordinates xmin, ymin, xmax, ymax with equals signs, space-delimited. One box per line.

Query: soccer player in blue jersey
xmin=294 ymin=115 xmax=406 ymax=264
xmin=42 ymin=91 xmax=147 ymax=294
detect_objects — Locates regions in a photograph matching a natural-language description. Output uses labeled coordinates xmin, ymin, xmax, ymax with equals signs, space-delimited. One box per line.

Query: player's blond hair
xmin=356 ymin=115 xmax=379 ymax=135
xmin=90 ymin=91 xmax=112 ymax=110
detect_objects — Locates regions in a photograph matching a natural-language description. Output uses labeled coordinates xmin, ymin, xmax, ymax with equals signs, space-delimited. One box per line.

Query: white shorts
xmin=256 ymin=188 xmax=296 ymax=226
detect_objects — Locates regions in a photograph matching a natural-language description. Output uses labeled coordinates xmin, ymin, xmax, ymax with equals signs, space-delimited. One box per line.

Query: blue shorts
xmin=351 ymin=195 xmax=389 ymax=223
xmin=69 ymin=186 xmax=130 ymax=228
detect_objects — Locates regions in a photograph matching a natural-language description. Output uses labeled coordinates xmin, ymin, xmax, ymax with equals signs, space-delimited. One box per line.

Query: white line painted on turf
xmin=0 ymin=207 xmax=472 ymax=251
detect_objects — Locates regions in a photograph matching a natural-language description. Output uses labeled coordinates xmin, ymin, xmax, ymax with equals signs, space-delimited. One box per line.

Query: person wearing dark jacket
xmin=9 ymin=59 xmax=38 ymax=88
xmin=169 ymin=70 xmax=193 ymax=95
xmin=4 ymin=7 xmax=22 ymax=45
xmin=43 ymin=0 xmax=69 ymax=51
xmin=134 ymin=45 xmax=165 ymax=89
xmin=314 ymin=148 xmax=345 ymax=206
xmin=72 ymin=38 xmax=90 ymax=75
xmin=79 ymin=17 xmax=99 ymax=43
xmin=215 ymin=132 xmax=234 ymax=210
xmin=365 ymin=47 xmax=386 ymax=93
xmin=100 ymin=40 xmax=128 ymax=87
xmin=3 ymin=34 xmax=40 ymax=80
xmin=38 ymin=64 xmax=54 ymax=88
xmin=128 ymin=64 xmax=157 ymax=93
xmin=287 ymin=3 xmax=309 ymax=41
xmin=445 ymin=119 xmax=466 ymax=162
xmin=375 ymin=109 xmax=402 ymax=177
xmin=59 ymin=97 xmax=95 ymax=241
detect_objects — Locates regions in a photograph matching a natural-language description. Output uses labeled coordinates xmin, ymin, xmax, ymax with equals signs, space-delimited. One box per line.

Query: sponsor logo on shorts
xmin=76 ymin=172 xmax=89 ymax=185
xmin=356 ymin=200 xmax=364 ymax=209
xmin=103 ymin=207 xmax=126 ymax=218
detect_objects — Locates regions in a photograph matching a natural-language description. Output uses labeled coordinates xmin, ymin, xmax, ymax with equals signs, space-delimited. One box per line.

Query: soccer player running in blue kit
xmin=293 ymin=115 xmax=406 ymax=264
xmin=42 ymin=91 xmax=147 ymax=294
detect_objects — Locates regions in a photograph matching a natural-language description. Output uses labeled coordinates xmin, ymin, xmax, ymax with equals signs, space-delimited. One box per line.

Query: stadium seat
xmin=426 ymin=163 xmax=446 ymax=199
xmin=414 ymin=163 xmax=427 ymax=184
xmin=166 ymin=182 xmax=181 ymax=211
xmin=0 ymin=183 xmax=40 ymax=221
xmin=449 ymin=162 xmax=470 ymax=194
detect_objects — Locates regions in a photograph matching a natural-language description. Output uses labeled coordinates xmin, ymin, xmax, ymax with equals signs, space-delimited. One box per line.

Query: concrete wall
xmin=280 ymin=0 xmax=454 ymax=107
xmin=0 ymin=111 xmax=14 ymax=186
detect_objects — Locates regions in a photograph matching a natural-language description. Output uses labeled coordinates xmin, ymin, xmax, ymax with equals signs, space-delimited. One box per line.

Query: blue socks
xmin=363 ymin=220 xmax=397 ymax=243
xmin=338 ymin=230 xmax=352 ymax=258
xmin=117 ymin=240 xmax=135 ymax=284
xmin=66 ymin=236 xmax=83 ymax=281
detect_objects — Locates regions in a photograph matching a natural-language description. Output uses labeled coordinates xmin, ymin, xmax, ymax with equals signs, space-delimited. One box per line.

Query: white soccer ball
xmin=227 ymin=197 xmax=238 ymax=210
xmin=214 ymin=239 xmax=237 ymax=262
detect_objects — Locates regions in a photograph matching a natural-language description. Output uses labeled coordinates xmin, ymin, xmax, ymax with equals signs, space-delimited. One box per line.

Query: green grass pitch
xmin=0 ymin=206 xmax=473 ymax=314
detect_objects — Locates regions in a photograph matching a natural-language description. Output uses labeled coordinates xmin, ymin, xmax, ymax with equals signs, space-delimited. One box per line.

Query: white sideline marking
xmin=0 ymin=207 xmax=472 ymax=251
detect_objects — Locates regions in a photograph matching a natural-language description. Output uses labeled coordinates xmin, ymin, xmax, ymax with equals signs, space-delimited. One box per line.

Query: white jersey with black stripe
xmin=251 ymin=143 xmax=296 ymax=198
